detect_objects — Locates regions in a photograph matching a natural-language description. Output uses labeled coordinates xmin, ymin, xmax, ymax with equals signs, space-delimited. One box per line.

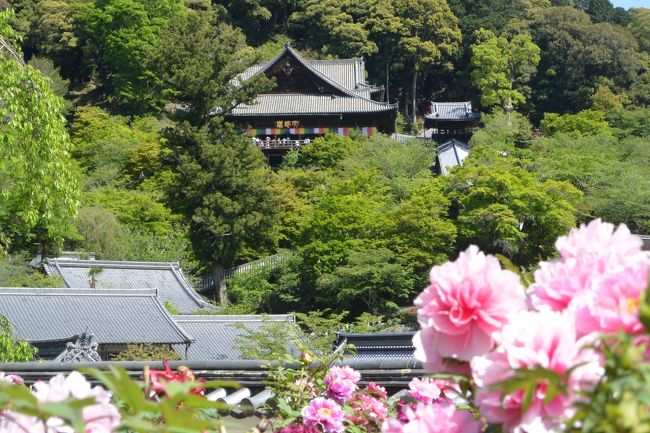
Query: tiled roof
xmin=424 ymin=101 xmax=481 ymax=122
xmin=233 ymin=45 xmax=396 ymax=116
xmin=0 ymin=288 xmax=193 ymax=345
xmin=336 ymin=332 xmax=415 ymax=362
xmin=231 ymin=93 xmax=396 ymax=116
xmin=44 ymin=259 xmax=210 ymax=314
xmin=436 ymin=139 xmax=470 ymax=175
xmin=240 ymin=56 xmax=365 ymax=92
xmin=171 ymin=315 xmax=299 ymax=360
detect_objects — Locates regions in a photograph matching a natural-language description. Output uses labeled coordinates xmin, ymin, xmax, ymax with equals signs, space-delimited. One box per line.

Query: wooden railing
xmin=253 ymin=138 xmax=312 ymax=150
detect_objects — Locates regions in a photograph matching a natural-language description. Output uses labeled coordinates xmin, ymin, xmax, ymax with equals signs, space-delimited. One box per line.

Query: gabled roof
xmin=425 ymin=101 xmax=481 ymax=122
xmin=0 ymin=288 xmax=193 ymax=345
xmin=435 ymin=139 xmax=470 ymax=175
xmin=232 ymin=44 xmax=396 ymax=117
xmin=171 ymin=315 xmax=299 ymax=360
xmin=336 ymin=332 xmax=415 ymax=361
xmin=44 ymin=259 xmax=210 ymax=314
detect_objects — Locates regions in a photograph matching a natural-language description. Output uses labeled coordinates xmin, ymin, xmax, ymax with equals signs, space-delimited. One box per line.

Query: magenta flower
xmin=414 ymin=245 xmax=525 ymax=372
xmin=274 ymin=424 xmax=319 ymax=433
xmin=324 ymin=366 xmax=360 ymax=403
xmin=471 ymin=310 xmax=603 ymax=433
xmin=382 ymin=401 xmax=483 ymax=433
xmin=365 ymin=382 xmax=387 ymax=400
xmin=301 ymin=398 xmax=345 ymax=433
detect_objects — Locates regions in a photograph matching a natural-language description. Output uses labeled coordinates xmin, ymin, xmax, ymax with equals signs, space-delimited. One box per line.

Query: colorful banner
xmin=246 ymin=127 xmax=377 ymax=137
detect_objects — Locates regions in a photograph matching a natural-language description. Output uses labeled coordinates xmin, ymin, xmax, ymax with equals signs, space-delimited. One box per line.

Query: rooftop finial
xmin=285 ymin=41 xmax=291 ymax=49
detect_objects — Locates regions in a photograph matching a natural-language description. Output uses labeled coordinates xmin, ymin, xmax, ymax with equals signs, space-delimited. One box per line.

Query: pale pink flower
xmin=382 ymin=401 xmax=483 ymax=433
xmin=407 ymin=377 xmax=459 ymax=403
xmin=1 ymin=372 xmax=120 ymax=433
xmin=471 ymin=310 xmax=603 ymax=433
xmin=365 ymin=382 xmax=387 ymax=400
xmin=414 ymin=245 xmax=525 ymax=372
xmin=346 ymin=394 xmax=388 ymax=430
xmin=301 ymin=398 xmax=344 ymax=433
xmin=529 ymin=220 xmax=650 ymax=336
xmin=0 ymin=374 xmax=23 ymax=385
xmin=324 ymin=366 xmax=360 ymax=403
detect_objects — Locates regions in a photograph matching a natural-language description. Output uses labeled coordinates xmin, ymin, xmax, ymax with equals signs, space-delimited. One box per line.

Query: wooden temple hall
xmin=227 ymin=44 xmax=398 ymax=165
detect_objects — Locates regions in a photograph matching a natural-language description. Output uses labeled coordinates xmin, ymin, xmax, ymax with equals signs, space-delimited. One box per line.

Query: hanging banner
xmin=246 ymin=127 xmax=377 ymax=137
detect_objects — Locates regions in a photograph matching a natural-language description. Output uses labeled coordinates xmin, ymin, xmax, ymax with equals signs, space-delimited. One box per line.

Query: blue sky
xmin=611 ymin=0 xmax=648 ymax=9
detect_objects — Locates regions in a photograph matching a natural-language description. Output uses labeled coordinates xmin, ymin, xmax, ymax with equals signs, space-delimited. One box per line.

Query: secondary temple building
xmin=424 ymin=101 xmax=481 ymax=142
xmin=227 ymin=44 xmax=398 ymax=165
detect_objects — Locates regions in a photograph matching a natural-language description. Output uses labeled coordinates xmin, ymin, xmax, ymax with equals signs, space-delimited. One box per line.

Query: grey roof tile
xmin=436 ymin=139 xmax=470 ymax=175
xmin=172 ymin=315 xmax=298 ymax=360
xmin=424 ymin=101 xmax=480 ymax=121
xmin=44 ymin=259 xmax=210 ymax=314
xmin=336 ymin=332 xmax=415 ymax=362
xmin=231 ymin=93 xmax=396 ymax=116
xmin=0 ymin=288 xmax=193 ymax=345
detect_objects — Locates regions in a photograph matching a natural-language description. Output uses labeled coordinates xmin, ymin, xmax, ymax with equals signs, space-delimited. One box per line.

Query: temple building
xmin=424 ymin=101 xmax=481 ymax=142
xmin=227 ymin=44 xmax=398 ymax=165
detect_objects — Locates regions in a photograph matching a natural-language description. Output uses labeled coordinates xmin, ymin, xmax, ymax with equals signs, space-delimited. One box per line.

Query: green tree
xmin=165 ymin=123 xmax=281 ymax=305
xmin=471 ymin=29 xmax=541 ymax=113
xmin=111 ymin=343 xmax=181 ymax=361
xmin=72 ymin=0 xmax=184 ymax=114
xmin=295 ymin=134 xmax=360 ymax=169
xmin=446 ymin=159 xmax=581 ymax=265
xmin=392 ymin=0 xmax=461 ymax=124
xmin=629 ymin=7 xmax=650 ymax=53
xmin=0 ymin=10 xmax=79 ymax=252
xmin=540 ymin=109 xmax=612 ymax=137
xmin=316 ymin=248 xmax=414 ymax=314
xmin=0 ymin=316 xmax=36 ymax=362
xmin=217 ymin=0 xmax=300 ymax=45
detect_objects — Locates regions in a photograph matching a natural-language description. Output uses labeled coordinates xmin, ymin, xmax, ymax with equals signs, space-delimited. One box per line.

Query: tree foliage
xmin=0 ymin=10 xmax=79 ymax=251
xmin=471 ymin=29 xmax=541 ymax=113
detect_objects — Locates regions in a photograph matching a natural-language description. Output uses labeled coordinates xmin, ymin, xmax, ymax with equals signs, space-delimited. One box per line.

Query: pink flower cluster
xmin=345 ymin=384 xmax=389 ymax=432
xmin=0 ymin=371 xmax=120 ymax=433
xmin=324 ymin=366 xmax=360 ymax=403
xmin=383 ymin=401 xmax=482 ymax=433
xmin=408 ymin=219 xmax=649 ymax=433
xmin=530 ymin=219 xmax=650 ymax=335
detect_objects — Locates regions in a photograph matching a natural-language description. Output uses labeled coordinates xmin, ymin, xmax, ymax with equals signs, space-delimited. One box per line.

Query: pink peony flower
xmin=301 ymin=398 xmax=345 ymax=433
xmin=382 ymin=401 xmax=483 ymax=433
xmin=0 ymin=374 xmax=23 ymax=385
xmin=414 ymin=245 xmax=525 ymax=372
xmin=365 ymin=382 xmax=387 ymax=400
xmin=346 ymin=394 xmax=388 ymax=430
xmin=324 ymin=366 xmax=360 ymax=403
xmin=471 ymin=310 xmax=603 ymax=433
xmin=406 ymin=377 xmax=459 ymax=403
xmin=529 ymin=219 xmax=650 ymax=335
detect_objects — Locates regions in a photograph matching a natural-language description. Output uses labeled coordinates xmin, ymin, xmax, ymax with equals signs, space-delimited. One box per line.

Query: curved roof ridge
xmin=47 ymin=259 xmax=181 ymax=269
xmin=250 ymin=45 xmax=394 ymax=108
xmin=169 ymin=265 xmax=210 ymax=309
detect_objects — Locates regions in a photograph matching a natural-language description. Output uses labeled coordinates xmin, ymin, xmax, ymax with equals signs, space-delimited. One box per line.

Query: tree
xmin=0 ymin=316 xmax=36 ymax=362
xmin=317 ymin=248 xmax=414 ymax=314
xmin=295 ymin=134 xmax=360 ymax=169
xmin=217 ymin=0 xmax=300 ymax=45
xmin=0 ymin=10 xmax=79 ymax=252
xmin=471 ymin=29 xmax=541 ymax=113
xmin=164 ymin=123 xmax=281 ymax=305
xmin=72 ymin=0 xmax=185 ymax=114
xmin=540 ymin=109 xmax=612 ymax=137
xmin=392 ymin=0 xmax=461 ymax=124
xmin=445 ymin=158 xmax=581 ymax=265
xmin=629 ymin=7 xmax=650 ymax=53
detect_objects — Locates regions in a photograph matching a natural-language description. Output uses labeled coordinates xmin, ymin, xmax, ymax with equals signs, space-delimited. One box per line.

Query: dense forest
xmin=0 ymin=0 xmax=649 ymax=321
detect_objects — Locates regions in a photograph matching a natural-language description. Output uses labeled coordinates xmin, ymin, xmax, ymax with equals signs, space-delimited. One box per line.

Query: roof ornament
xmin=54 ymin=332 xmax=101 ymax=363
xmin=280 ymin=60 xmax=294 ymax=76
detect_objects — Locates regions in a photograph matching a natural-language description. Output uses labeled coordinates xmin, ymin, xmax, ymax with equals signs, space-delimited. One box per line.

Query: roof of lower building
xmin=435 ymin=139 xmax=470 ymax=175
xmin=424 ymin=101 xmax=481 ymax=122
xmin=171 ymin=315 xmax=299 ymax=360
xmin=336 ymin=332 xmax=415 ymax=362
xmin=232 ymin=44 xmax=396 ymax=117
xmin=44 ymin=259 xmax=210 ymax=314
xmin=0 ymin=288 xmax=193 ymax=345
